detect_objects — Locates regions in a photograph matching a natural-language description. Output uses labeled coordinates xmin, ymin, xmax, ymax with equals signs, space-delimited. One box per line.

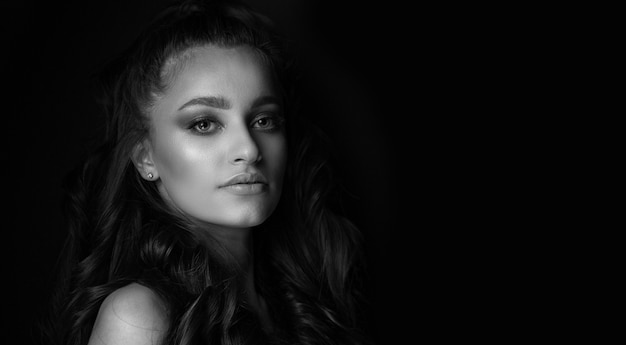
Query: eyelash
xmin=190 ymin=118 xmax=221 ymax=134
xmin=252 ymin=114 xmax=284 ymax=131
xmin=188 ymin=113 xmax=284 ymax=135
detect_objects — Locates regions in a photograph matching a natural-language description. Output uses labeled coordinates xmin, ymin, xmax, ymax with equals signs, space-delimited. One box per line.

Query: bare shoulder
xmin=88 ymin=283 xmax=169 ymax=345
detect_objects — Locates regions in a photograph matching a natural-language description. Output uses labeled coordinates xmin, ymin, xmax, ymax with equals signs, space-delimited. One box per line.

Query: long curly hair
xmin=42 ymin=1 xmax=370 ymax=344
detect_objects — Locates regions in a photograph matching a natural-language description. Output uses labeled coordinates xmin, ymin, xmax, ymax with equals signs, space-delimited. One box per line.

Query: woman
xmin=43 ymin=0 xmax=371 ymax=344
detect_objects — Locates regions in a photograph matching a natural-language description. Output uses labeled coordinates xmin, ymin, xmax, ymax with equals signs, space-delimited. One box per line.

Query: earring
xmin=147 ymin=173 xmax=154 ymax=179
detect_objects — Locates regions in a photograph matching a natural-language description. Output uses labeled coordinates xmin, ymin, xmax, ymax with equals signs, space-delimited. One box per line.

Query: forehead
xmin=151 ymin=44 xmax=278 ymax=117
xmin=169 ymin=45 xmax=273 ymax=91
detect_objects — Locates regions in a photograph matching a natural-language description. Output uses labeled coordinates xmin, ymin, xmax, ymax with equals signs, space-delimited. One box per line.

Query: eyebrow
xmin=178 ymin=96 xmax=232 ymax=111
xmin=251 ymin=95 xmax=282 ymax=108
xmin=177 ymin=95 xmax=282 ymax=111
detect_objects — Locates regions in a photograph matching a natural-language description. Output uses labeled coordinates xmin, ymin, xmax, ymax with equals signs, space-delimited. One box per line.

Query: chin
xmin=182 ymin=195 xmax=280 ymax=229
xmin=195 ymin=207 xmax=275 ymax=229
xmin=220 ymin=199 xmax=278 ymax=228
xmin=227 ymin=211 xmax=273 ymax=228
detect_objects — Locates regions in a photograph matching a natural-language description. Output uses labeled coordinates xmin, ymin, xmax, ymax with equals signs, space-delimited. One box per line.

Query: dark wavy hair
xmin=42 ymin=0 xmax=370 ymax=344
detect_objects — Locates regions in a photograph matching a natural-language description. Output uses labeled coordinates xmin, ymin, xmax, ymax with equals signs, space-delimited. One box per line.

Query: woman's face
xmin=146 ymin=45 xmax=287 ymax=229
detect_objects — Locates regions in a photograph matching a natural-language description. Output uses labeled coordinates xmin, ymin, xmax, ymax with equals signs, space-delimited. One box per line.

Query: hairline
xmin=141 ymin=42 xmax=277 ymax=141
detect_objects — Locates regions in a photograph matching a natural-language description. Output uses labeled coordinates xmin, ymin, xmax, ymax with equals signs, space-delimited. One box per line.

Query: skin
xmin=141 ymin=44 xmax=287 ymax=232
xmin=88 ymin=283 xmax=168 ymax=345
xmin=126 ymin=44 xmax=284 ymax=339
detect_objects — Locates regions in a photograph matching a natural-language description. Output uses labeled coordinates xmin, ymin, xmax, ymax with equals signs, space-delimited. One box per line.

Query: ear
xmin=131 ymin=139 xmax=159 ymax=181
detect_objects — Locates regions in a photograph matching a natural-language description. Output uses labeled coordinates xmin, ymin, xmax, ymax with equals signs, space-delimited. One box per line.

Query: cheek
xmin=152 ymin=135 xmax=221 ymax=192
xmin=151 ymin=134 xmax=231 ymax=223
xmin=259 ymin=134 xmax=287 ymax=178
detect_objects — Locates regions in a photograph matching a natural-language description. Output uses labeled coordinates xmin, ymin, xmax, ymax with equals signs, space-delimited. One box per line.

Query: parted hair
xmin=42 ymin=1 xmax=370 ymax=344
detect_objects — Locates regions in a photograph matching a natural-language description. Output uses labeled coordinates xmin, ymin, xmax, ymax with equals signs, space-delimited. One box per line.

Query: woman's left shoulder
xmin=87 ymin=283 xmax=169 ymax=345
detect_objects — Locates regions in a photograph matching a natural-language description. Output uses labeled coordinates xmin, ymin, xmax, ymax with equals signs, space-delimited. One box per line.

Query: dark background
xmin=1 ymin=0 xmax=419 ymax=344
xmin=0 ymin=1 xmax=574 ymax=342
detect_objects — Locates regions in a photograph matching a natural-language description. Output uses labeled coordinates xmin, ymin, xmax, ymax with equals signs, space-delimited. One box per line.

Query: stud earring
xmin=147 ymin=173 xmax=154 ymax=179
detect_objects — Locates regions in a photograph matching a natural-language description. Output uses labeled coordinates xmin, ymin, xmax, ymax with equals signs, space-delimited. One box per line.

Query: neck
xmin=199 ymin=225 xmax=256 ymax=293
xmin=215 ymin=228 xmax=257 ymax=304
xmin=199 ymin=224 xmax=272 ymax=331
xmin=201 ymin=225 xmax=254 ymax=273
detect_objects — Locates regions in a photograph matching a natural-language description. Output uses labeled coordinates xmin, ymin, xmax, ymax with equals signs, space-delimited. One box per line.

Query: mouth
xmin=219 ymin=172 xmax=268 ymax=195
xmin=220 ymin=172 xmax=267 ymax=186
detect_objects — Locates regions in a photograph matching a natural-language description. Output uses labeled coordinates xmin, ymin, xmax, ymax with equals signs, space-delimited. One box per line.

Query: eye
xmin=190 ymin=119 xmax=220 ymax=134
xmin=255 ymin=117 xmax=273 ymax=128
xmin=252 ymin=114 xmax=283 ymax=131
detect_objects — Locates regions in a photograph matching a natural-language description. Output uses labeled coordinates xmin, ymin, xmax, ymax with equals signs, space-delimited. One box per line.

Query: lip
xmin=219 ymin=172 xmax=268 ymax=195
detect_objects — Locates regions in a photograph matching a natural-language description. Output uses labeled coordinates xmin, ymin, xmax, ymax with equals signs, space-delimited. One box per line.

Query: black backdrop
xmin=2 ymin=1 xmax=571 ymax=342
xmin=1 ymin=0 xmax=416 ymax=344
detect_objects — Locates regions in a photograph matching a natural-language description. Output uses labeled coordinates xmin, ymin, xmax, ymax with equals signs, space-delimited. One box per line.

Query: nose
xmin=228 ymin=123 xmax=262 ymax=165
